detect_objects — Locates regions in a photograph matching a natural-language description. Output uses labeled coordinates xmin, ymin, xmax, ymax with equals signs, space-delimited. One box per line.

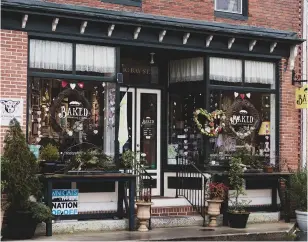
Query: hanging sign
xmin=0 ymin=98 xmax=23 ymax=126
xmin=52 ymin=189 xmax=79 ymax=215
xmin=225 ymin=94 xmax=260 ymax=140
xmin=295 ymin=84 xmax=308 ymax=109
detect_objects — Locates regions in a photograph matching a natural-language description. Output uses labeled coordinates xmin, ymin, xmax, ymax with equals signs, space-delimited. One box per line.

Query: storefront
xmin=1 ymin=0 xmax=304 ymax=208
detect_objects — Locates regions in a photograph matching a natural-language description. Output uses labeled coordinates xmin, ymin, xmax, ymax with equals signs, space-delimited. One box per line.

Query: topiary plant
xmin=39 ymin=144 xmax=60 ymax=161
xmin=2 ymin=119 xmax=40 ymax=209
xmin=228 ymin=157 xmax=251 ymax=213
xmin=1 ymin=119 xmax=52 ymax=239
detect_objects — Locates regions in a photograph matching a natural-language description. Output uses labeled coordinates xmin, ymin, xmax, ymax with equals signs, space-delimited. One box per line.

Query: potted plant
xmin=66 ymin=148 xmax=117 ymax=174
xmin=288 ymin=166 xmax=307 ymax=232
xmin=1 ymin=119 xmax=53 ymax=240
xmin=120 ymin=149 xmax=136 ymax=171
xmin=39 ymin=143 xmax=60 ymax=174
xmin=263 ymin=161 xmax=275 ymax=173
xmin=232 ymin=148 xmax=263 ymax=172
xmin=227 ymin=157 xmax=251 ymax=228
xmin=207 ymin=182 xmax=228 ymax=227
xmin=136 ymin=191 xmax=153 ymax=232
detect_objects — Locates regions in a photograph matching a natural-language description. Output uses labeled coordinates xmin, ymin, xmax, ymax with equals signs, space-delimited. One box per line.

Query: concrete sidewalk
xmin=27 ymin=222 xmax=295 ymax=241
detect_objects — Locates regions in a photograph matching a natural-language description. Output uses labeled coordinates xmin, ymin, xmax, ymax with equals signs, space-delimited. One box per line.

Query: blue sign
xmin=52 ymin=189 xmax=79 ymax=216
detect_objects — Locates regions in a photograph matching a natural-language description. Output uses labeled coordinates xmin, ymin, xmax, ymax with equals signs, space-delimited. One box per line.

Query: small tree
xmin=1 ymin=119 xmax=52 ymax=223
xmin=1 ymin=119 xmax=40 ymax=210
xmin=228 ymin=157 xmax=251 ymax=213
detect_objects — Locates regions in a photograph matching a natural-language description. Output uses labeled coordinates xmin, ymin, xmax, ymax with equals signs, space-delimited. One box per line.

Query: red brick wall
xmin=46 ymin=0 xmax=302 ymax=32
xmin=0 ymin=30 xmax=28 ymax=152
xmin=279 ymin=59 xmax=301 ymax=170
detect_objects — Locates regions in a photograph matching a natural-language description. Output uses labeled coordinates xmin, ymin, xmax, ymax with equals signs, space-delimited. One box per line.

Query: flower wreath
xmin=193 ymin=109 xmax=226 ymax=137
xmin=225 ymin=99 xmax=260 ymax=140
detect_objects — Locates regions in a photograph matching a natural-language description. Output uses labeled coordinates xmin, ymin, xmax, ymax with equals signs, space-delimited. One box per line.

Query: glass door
xmin=136 ymin=89 xmax=161 ymax=196
xmin=119 ymin=87 xmax=161 ymax=196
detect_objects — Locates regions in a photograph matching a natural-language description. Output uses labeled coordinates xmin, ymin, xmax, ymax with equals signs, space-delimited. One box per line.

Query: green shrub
xmin=39 ymin=144 xmax=59 ymax=161
xmin=289 ymin=166 xmax=307 ymax=212
xmin=1 ymin=118 xmax=52 ymax=222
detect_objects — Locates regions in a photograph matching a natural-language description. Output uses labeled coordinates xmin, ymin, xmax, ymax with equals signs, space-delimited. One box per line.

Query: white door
xmin=120 ymin=87 xmax=161 ymax=196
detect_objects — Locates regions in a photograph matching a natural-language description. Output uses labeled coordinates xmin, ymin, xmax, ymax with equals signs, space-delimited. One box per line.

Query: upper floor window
xmin=215 ymin=0 xmax=242 ymax=14
xmin=214 ymin=0 xmax=248 ymax=20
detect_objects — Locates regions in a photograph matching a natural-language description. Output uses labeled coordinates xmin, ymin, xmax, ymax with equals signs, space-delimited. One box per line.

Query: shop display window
xmin=28 ymin=77 xmax=116 ymax=161
xmin=168 ymin=82 xmax=205 ymax=165
xmin=208 ymin=90 xmax=276 ymax=168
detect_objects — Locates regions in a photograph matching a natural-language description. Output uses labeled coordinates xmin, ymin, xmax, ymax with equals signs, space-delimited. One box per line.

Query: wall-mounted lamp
xmin=292 ymin=70 xmax=307 ymax=85
xmin=150 ymin=53 xmax=155 ymax=64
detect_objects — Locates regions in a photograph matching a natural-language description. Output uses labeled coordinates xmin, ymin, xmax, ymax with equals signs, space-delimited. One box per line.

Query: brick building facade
xmin=0 ymin=0 xmax=306 ymax=220
xmin=1 ymin=0 xmax=304 ymax=166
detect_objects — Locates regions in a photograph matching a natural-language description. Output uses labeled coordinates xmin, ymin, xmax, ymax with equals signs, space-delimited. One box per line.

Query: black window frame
xmin=165 ymin=55 xmax=280 ymax=171
xmin=214 ymin=0 xmax=248 ymax=21
xmin=100 ymin=0 xmax=142 ymax=7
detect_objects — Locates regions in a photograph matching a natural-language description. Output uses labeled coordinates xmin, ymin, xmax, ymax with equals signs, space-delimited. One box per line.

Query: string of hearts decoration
xmin=225 ymin=94 xmax=260 ymax=140
xmin=193 ymin=109 xmax=226 ymax=137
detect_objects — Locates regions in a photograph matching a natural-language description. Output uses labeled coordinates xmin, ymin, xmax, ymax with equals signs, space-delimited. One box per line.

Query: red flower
xmin=208 ymin=182 xmax=229 ymax=200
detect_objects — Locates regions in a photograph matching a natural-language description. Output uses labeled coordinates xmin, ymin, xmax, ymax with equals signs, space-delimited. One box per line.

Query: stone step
xmin=34 ymin=212 xmax=280 ymax=235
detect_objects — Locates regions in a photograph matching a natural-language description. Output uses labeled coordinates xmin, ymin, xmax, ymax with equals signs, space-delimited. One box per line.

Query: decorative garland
xmin=193 ymin=109 xmax=226 ymax=137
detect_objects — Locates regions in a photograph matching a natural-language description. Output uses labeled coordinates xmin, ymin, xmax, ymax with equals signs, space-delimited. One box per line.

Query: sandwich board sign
xmin=52 ymin=189 xmax=79 ymax=215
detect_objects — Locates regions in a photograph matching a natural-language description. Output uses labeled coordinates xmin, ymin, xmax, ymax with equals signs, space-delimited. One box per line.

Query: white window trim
xmin=214 ymin=0 xmax=243 ymax=15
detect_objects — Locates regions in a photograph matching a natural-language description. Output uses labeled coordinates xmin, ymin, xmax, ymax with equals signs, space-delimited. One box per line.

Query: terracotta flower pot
xmin=136 ymin=202 xmax=153 ymax=232
xmin=207 ymin=199 xmax=223 ymax=227
xmin=264 ymin=166 xmax=273 ymax=173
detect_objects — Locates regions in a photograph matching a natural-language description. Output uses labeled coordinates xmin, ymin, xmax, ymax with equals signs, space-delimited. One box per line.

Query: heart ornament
xmin=193 ymin=108 xmax=225 ymax=137
xmin=70 ymin=83 xmax=76 ymax=89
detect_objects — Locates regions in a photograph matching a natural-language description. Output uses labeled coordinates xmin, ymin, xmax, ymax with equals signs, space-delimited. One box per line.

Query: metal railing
xmin=123 ymin=154 xmax=153 ymax=230
xmin=176 ymin=156 xmax=210 ymax=226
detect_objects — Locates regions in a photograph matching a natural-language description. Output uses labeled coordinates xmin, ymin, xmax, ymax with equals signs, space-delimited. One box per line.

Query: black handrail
xmin=176 ymin=156 xmax=210 ymax=226
xmin=123 ymin=154 xmax=153 ymax=230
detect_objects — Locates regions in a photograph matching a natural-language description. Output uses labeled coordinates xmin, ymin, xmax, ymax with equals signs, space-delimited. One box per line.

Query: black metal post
xmin=46 ymin=181 xmax=52 ymax=236
xmin=129 ymin=178 xmax=136 ymax=231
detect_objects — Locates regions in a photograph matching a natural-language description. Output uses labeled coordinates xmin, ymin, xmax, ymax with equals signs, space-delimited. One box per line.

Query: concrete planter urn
xmin=207 ymin=199 xmax=223 ymax=227
xmin=136 ymin=202 xmax=153 ymax=232
xmin=296 ymin=210 xmax=308 ymax=232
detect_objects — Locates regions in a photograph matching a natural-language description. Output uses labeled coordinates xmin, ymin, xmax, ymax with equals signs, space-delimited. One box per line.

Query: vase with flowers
xmin=207 ymin=182 xmax=229 ymax=227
